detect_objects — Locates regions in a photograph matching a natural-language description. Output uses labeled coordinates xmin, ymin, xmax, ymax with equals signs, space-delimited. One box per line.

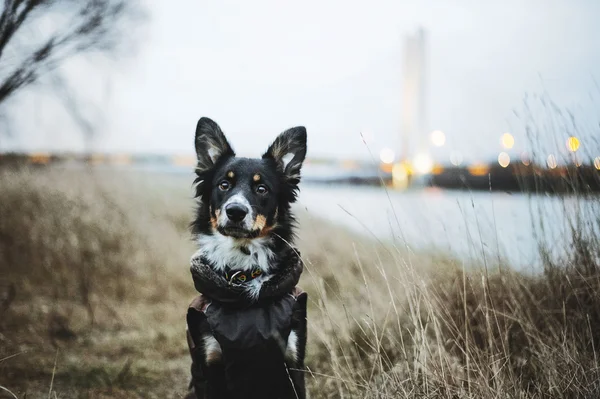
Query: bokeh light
xmin=430 ymin=130 xmax=446 ymax=147
xmin=467 ymin=163 xmax=489 ymax=176
xmin=501 ymin=133 xmax=514 ymax=149
xmin=392 ymin=163 xmax=409 ymax=189
xmin=498 ymin=152 xmax=510 ymax=168
xmin=413 ymin=153 xmax=434 ymax=174
xmin=379 ymin=148 xmax=395 ymax=164
xmin=520 ymin=151 xmax=531 ymax=166
xmin=547 ymin=154 xmax=557 ymax=169
xmin=594 ymin=157 xmax=600 ymax=170
xmin=566 ymin=136 xmax=580 ymax=152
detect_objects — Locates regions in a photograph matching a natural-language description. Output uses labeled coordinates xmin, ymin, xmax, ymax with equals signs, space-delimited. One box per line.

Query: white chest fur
xmin=195 ymin=233 xmax=274 ymax=300
xmin=196 ymin=234 xmax=275 ymax=273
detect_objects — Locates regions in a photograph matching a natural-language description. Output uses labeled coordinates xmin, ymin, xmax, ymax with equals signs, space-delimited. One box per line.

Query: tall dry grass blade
xmin=359 ymin=132 xmax=408 ymax=248
xmin=461 ymin=259 xmax=471 ymax=396
xmin=0 ymin=385 xmax=18 ymax=399
xmin=48 ymin=348 xmax=59 ymax=399
xmin=0 ymin=351 xmax=26 ymax=363
xmin=284 ymin=364 xmax=300 ymax=399
xmin=489 ymin=173 xmax=502 ymax=270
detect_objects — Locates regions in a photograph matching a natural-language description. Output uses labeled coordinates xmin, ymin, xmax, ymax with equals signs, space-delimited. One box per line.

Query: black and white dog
xmin=186 ymin=117 xmax=308 ymax=399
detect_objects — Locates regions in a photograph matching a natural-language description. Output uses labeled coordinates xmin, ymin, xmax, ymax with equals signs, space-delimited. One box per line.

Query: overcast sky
xmin=5 ymin=0 xmax=600 ymax=162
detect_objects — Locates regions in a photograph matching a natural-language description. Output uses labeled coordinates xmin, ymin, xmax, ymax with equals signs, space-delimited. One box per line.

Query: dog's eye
xmin=256 ymin=184 xmax=269 ymax=195
xmin=219 ymin=180 xmax=231 ymax=191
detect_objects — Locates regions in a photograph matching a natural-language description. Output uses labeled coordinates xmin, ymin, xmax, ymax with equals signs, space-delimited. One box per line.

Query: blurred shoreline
xmin=2 ymin=152 xmax=599 ymax=193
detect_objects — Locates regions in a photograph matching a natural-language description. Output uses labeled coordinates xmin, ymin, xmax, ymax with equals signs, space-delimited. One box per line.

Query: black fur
xmin=187 ymin=117 xmax=308 ymax=399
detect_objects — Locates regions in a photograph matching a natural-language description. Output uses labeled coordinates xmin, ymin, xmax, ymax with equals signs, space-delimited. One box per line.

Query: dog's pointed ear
xmin=195 ymin=117 xmax=235 ymax=172
xmin=262 ymin=127 xmax=307 ymax=184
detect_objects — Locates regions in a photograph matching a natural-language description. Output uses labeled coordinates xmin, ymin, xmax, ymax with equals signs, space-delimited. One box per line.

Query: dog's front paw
xmin=286 ymin=291 xmax=307 ymax=365
xmin=202 ymin=333 xmax=222 ymax=364
xmin=285 ymin=330 xmax=300 ymax=364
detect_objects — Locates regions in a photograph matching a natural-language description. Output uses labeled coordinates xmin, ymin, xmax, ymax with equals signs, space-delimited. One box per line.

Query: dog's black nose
xmin=225 ymin=204 xmax=248 ymax=223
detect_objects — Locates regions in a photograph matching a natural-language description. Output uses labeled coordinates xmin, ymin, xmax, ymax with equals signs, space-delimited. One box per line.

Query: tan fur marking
xmin=253 ymin=173 xmax=261 ymax=182
xmin=227 ymin=171 xmax=234 ymax=178
xmin=258 ymin=224 xmax=277 ymax=238
xmin=206 ymin=349 xmax=222 ymax=364
xmin=253 ymin=214 xmax=267 ymax=231
xmin=252 ymin=214 xmax=277 ymax=238
xmin=210 ymin=209 xmax=221 ymax=230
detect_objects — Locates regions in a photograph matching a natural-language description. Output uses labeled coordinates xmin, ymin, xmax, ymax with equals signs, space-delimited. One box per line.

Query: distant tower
xmin=400 ymin=28 xmax=427 ymax=162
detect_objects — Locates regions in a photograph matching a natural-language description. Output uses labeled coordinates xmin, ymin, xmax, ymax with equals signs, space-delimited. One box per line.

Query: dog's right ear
xmin=262 ymin=126 xmax=307 ymax=185
xmin=194 ymin=117 xmax=235 ymax=173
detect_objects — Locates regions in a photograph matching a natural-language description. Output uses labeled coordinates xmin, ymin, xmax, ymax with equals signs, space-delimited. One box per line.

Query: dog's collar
xmin=223 ymin=267 xmax=263 ymax=285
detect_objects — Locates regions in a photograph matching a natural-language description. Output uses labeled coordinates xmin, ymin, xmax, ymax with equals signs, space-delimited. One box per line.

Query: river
xmin=297 ymin=184 xmax=589 ymax=270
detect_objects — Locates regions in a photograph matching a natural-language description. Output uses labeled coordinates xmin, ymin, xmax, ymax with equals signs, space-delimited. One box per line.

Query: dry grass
xmin=0 ymin=167 xmax=196 ymax=398
xmin=1 ymin=166 xmax=600 ymax=398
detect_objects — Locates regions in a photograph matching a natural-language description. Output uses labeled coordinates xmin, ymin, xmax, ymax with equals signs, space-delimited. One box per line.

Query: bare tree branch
xmin=0 ymin=0 xmax=143 ymax=107
xmin=0 ymin=0 xmax=45 ymax=60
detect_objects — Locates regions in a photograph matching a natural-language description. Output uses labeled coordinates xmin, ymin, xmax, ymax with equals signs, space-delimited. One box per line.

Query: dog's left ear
xmin=262 ymin=127 xmax=307 ymax=184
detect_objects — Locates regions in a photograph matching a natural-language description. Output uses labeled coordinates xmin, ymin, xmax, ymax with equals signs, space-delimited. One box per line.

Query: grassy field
xmin=1 ymin=166 xmax=600 ymax=398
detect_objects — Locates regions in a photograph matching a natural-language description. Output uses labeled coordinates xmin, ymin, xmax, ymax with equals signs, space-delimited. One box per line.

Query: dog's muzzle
xmin=217 ymin=195 xmax=256 ymax=238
